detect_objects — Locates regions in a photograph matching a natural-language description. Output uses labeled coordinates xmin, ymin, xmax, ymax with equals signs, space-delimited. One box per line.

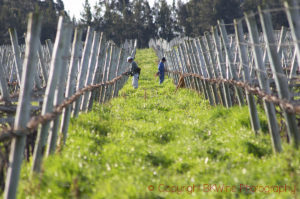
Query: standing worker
xmin=127 ymin=56 xmax=140 ymax=89
xmin=158 ymin=57 xmax=166 ymax=84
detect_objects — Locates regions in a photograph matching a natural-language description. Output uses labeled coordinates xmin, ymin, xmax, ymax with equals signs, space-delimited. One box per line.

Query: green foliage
xmin=177 ymin=0 xmax=293 ymax=37
xmin=80 ymin=0 xmax=93 ymax=26
xmin=91 ymin=0 xmax=157 ymax=47
xmin=155 ymin=0 xmax=175 ymax=41
xmin=87 ymin=0 xmax=292 ymax=47
xmin=178 ymin=0 xmax=241 ymax=36
xmin=18 ymin=49 xmax=300 ymax=198
xmin=0 ymin=0 xmax=65 ymax=44
xmin=0 ymin=0 xmax=291 ymax=46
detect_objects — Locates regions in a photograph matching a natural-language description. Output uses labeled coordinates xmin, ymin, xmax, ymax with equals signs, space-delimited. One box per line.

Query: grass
xmin=17 ymin=48 xmax=300 ymax=199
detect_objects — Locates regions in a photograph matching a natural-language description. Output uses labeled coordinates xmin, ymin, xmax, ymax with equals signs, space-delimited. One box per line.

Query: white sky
xmin=62 ymin=0 xmax=177 ymax=19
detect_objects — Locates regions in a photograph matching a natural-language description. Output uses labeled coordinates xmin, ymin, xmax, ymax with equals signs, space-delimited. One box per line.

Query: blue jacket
xmin=158 ymin=62 xmax=164 ymax=75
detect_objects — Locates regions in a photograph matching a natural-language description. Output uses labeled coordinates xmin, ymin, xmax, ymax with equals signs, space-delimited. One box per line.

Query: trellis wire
xmin=150 ymin=1 xmax=300 ymax=154
xmin=0 ymin=13 xmax=137 ymax=199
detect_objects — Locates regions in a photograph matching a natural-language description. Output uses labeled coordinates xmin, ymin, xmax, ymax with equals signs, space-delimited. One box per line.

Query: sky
xmin=62 ymin=0 xmax=176 ymax=20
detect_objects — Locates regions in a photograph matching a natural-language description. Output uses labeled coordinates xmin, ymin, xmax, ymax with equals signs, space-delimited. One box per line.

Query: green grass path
xmin=18 ymin=49 xmax=300 ymax=199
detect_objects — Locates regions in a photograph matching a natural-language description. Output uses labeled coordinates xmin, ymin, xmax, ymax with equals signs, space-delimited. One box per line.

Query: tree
xmin=177 ymin=0 xmax=242 ymax=37
xmin=56 ymin=0 xmax=65 ymax=11
xmin=143 ymin=1 xmax=156 ymax=44
xmin=177 ymin=0 xmax=192 ymax=36
xmin=171 ymin=0 xmax=182 ymax=36
xmin=41 ymin=0 xmax=59 ymax=42
xmin=155 ymin=0 xmax=174 ymax=41
xmin=93 ymin=0 xmax=106 ymax=30
xmin=100 ymin=1 xmax=124 ymax=44
xmin=81 ymin=0 xmax=93 ymax=26
xmin=0 ymin=0 xmax=63 ymax=44
xmin=132 ymin=0 xmax=144 ymax=46
xmin=241 ymin=0 xmax=289 ymax=29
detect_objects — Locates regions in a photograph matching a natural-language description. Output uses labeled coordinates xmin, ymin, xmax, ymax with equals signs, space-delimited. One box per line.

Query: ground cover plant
xmin=17 ymin=49 xmax=300 ymax=199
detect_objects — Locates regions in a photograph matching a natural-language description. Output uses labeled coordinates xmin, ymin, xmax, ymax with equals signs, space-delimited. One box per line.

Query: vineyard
xmin=17 ymin=49 xmax=300 ymax=198
xmin=0 ymin=14 xmax=136 ymax=198
xmin=150 ymin=3 xmax=300 ymax=154
xmin=0 ymin=1 xmax=299 ymax=199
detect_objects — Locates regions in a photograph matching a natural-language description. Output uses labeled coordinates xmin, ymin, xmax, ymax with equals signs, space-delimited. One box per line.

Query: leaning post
xmin=4 ymin=12 xmax=42 ymax=199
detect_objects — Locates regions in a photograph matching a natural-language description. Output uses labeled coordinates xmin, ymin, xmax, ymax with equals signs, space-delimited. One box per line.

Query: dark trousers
xmin=159 ymin=73 xmax=164 ymax=84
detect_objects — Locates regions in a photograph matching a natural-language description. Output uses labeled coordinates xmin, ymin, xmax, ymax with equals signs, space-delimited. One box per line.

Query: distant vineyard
xmin=0 ymin=13 xmax=136 ymax=199
xmin=150 ymin=2 xmax=300 ymax=154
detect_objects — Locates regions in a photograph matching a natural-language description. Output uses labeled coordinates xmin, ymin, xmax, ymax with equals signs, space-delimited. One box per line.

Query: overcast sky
xmin=62 ymin=0 xmax=177 ymax=19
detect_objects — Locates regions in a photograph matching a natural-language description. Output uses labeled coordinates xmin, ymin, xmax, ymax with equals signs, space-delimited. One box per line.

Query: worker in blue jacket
xmin=158 ymin=57 xmax=166 ymax=84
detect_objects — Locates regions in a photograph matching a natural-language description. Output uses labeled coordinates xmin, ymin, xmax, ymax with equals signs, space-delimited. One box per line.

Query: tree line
xmin=0 ymin=0 xmax=292 ymax=47
xmin=81 ymin=0 xmax=291 ymax=48
xmin=0 ymin=0 xmax=66 ymax=44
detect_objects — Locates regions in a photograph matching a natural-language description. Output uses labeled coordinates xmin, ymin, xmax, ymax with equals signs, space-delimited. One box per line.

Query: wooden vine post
xmin=46 ymin=23 xmax=73 ymax=156
xmin=211 ymin=27 xmax=232 ymax=108
xmin=258 ymin=7 xmax=300 ymax=146
xmin=234 ymin=20 xmax=261 ymax=134
xmin=32 ymin=16 xmax=67 ymax=172
xmin=60 ymin=28 xmax=83 ymax=144
xmin=73 ymin=27 xmax=93 ymax=117
xmin=244 ymin=12 xmax=282 ymax=153
xmin=218 ymin=20 xmax=245 ymax=107
xmin=4 ymin=12 xmax=42 ymax=199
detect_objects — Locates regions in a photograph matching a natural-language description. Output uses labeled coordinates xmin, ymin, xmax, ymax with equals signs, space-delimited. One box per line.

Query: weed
xmin=17 ymin=49 xmax=300 ymax=199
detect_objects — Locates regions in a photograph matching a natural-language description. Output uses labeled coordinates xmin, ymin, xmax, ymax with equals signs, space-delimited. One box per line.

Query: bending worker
xmin=158 ymin=57 xmax=166 ymax=84
xmin=127 ymin=56 xmax=140 ymax=89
